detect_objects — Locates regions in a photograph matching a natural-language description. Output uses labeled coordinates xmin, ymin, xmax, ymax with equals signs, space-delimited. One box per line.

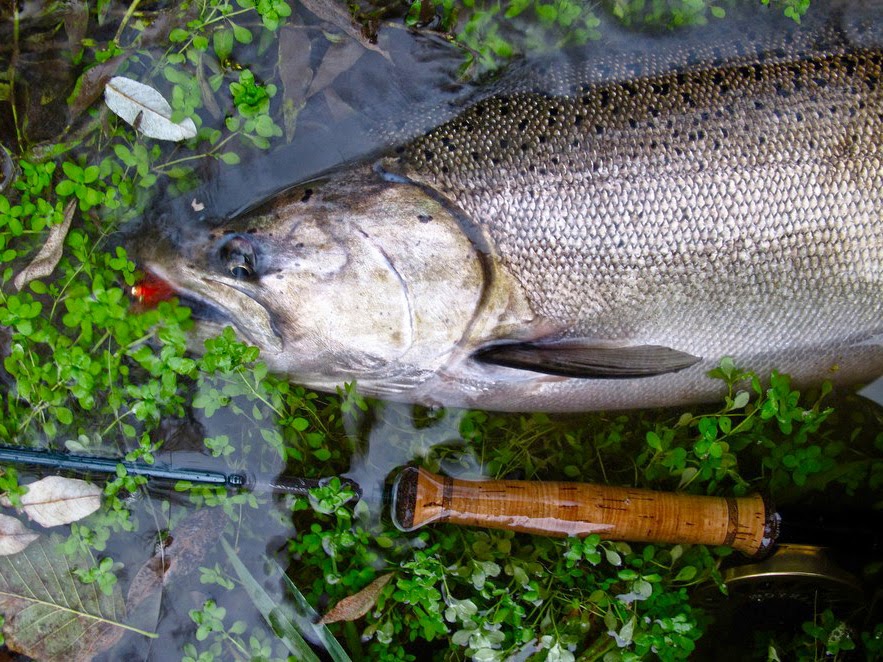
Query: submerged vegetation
xmin=0 ymin=0 xmax=881 ymax=660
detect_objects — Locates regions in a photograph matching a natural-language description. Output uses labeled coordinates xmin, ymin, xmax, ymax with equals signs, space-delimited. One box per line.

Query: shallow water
xmin=1 ymin=1 xmax=882 ymax=660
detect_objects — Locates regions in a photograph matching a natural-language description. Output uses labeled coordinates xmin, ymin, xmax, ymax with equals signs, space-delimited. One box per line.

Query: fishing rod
xmin=0 ymin=445 xmax=340 ymax=500
xmin=12 ymin=446 xmax=881 ymax=557
xmin=0 ymin=444 xmax=779 ymax=556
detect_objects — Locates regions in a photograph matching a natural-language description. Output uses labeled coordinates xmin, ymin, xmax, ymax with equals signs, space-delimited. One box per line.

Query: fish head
xmin=136 ymin=163 xmax=496 ymax=394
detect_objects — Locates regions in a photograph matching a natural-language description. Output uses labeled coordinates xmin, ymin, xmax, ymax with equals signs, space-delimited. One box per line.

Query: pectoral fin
xmin=858 ymin=375 xmax=883 ymax=407
xmin=475 ymin=341 xmax=701 ymax=379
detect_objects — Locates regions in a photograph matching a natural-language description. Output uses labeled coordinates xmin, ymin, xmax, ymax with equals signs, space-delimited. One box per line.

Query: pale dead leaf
xmin=105 ymin=76 xmax=197 ymax=141
xmin=0 ymin=476 xmax=102 ymax=527
xmin=13 ymin=199 xmax=76 ymax=291
xmin=0 ymin=513 xmax=39 ymax=556
xmin=319 ymin=572 xmax=394 ymax=624
xmin=306 ymin=39 xmax=365 ymax=99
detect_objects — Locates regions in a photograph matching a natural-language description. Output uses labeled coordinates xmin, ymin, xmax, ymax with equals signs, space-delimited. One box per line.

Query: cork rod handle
xmin=391 ymin=467 xmax=777 ymax=556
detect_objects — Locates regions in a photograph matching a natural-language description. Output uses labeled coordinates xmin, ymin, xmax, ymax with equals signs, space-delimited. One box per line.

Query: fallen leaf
xmin=197 ymin=58 xmax=222 ymax=120
xmin=0 ymin=475 xmax=102 ymax=527
xmin=13 ymin=199 xmax=75 ymax=291
xmin=126 ymin=507 xmax=226 ymax=616
xmin=0 ymin=514 xmax=39 ymax=556
xmin=322 ymin=88 xmax=356 ymax=123
xmin=306 ymin=39 xmax=364 ymax=99
xmin=104 ymin=76 xmax=197 ymax=141
xmin=319 ymin=572 xmax=394 ymax=624
xmin=0 ymin=143 xmax=15 ymax=195
xmin=299 ymin=0 xmax=389 ymax=58
xmin=63 ymin=1 xmax=89 ymax=58
xmin=0 ymin=535 xmax=156 ymax=661
xmin=68 ymin=55 xmax=127 ymax=117
xmin=278 ymin=25 xmax=313 ymax=142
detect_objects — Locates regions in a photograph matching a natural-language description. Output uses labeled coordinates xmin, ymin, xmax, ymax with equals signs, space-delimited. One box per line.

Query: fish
xmin=135 ymin=44 xmax=883 ymax=412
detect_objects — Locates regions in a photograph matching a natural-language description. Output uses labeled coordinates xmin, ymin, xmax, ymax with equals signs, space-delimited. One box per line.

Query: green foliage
xmin=863 ymin=623 xmax=883 ymax=659
xmin=0 ymin=464 xmax=24 ymax=507
xmin=226 ymin=70 xmax=282 ymax=148
xmin=186 ymin=598 xmax=281 ymax=660
xmin=801 ymin=609 xmax=856 ymax=657
xmin=607 ymin=0 xmax=726 ymax=28
xmin=762 ymin=0 xmax=811 ymax=23
xmin=637 ymin=359 xmax=843 ymax=497
xmin=72 ymin=555 xmax=121 ymax=596
xmin=406 ymin=0 xmax=810 ymax=70
xmin=200 ymin=563 xmax=237 ymax=590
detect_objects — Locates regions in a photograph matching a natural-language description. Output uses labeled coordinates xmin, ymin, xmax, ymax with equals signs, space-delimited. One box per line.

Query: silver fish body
xmin=139 ymin=47 xmax=883 ymax=412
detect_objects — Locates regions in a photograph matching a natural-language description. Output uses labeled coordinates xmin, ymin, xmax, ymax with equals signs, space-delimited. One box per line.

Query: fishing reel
xmin=694 ymin=508 xmax=883 ymax=659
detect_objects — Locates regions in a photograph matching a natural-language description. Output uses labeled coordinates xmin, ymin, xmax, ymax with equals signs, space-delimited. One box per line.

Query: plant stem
xmin=9 ymin=2 xmax=23 ymax=150
xmin=114 ymin=0 xmax=144 ymax=45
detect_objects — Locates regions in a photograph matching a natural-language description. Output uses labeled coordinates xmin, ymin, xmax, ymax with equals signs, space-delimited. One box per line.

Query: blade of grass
xmin=275 ymin=560 xmax=353 ymax=662
xmin=221 ymin=538 xmax=322 ymax=662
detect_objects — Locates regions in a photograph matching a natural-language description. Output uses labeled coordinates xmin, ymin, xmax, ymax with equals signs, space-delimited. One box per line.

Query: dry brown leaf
xmin=278 ymin=25 xmax=313 ymax=142
xmin=0 ymin=513 xmax=39 ymax=556
xmin=0 ymin=475 xmax=102 ymax=527
xmin=299 ymin=0 xmax=388 ymax=58
xmin=319 ymin=572 xmax=394 ymax=624
xmin=13 ymin=199 xmax=75 ymax=291
xmin=307 ymin=38 xmax=365 ymax=100
xmin=68 ymin=55 xmax=126 ymax=117
xmin=63 ymin=0 xmax=89 ymax=58
xmin=126 ymin=507 xmax=226 ymax=615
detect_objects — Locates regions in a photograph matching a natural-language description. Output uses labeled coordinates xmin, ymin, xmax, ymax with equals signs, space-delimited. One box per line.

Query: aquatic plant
xmin=404 ymin=0 xmax=813 ymax=69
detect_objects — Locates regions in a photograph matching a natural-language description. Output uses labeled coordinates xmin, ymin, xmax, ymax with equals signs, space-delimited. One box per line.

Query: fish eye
xmin=220 ymin=236 xmax=257 ymax=280
xmin=229 ymin=263 xmax=252 ymax=280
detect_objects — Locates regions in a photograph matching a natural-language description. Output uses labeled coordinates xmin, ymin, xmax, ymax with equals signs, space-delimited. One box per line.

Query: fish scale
xmin=388 ymin=50 xmax=882 ymax=367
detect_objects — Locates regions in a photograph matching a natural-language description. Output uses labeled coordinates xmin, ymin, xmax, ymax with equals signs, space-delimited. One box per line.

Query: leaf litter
xmin=298 ymin=0 xmax=389 ymax=58
xmin=0 ymin=513 xmax=39 ymax=556
xmin=0 ymin=534 xmax=156 ymax=662
xmin=319 ymin=572 xmax=394 ymax=624
xmin=278 ymin=24 xmax=313 ymax=142
xmin=306 ymin=38 xmax=365 ymax=100
xmin=0 ymin=475 xmax=102 ymax=527
xmin=104 ymin=76 xmax=197 ymax=141
xmin=13 ymin=199 xmax=76 ymax=291
xmin=126 ymin=507 xmax=226 ymax=619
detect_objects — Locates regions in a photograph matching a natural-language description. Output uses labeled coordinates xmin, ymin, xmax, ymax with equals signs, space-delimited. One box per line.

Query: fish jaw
xmin=144 ymin=261 xmax=284 ymax=354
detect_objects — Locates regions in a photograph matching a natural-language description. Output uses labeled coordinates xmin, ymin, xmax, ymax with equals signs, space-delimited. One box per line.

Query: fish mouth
xmin=174 ymin=291 xmax=231 ymax=325
xmin=135 ymin=266 xmax=284 ymax=353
